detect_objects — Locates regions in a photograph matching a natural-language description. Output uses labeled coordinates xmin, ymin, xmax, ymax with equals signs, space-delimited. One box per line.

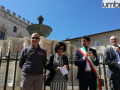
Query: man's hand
xmin=88 ymin=51 xmax=95 ymax=58
xmin=84 ymin=52 xmax=89 ymax=59
xmin=114 ymin=47 xmax=120 ymax=53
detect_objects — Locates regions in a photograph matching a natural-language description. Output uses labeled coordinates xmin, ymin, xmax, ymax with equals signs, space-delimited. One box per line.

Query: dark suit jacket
xmin=103 ymin=47 xmax=120 ymax=78
xmin=75 ymin=48 xmax=99 ymax=80
xmin=46 ymin=54 xmax=69 ymax=80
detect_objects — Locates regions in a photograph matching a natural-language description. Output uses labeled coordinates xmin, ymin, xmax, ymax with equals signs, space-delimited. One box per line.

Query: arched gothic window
xmin=0 ymin=27 xmax=6 ymax=40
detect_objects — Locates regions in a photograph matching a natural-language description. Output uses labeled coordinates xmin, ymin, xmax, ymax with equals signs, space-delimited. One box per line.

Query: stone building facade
xmin=0 ymin=5 xmax=30 ymax=40
xmin=65 ymin=29 xmax=120 ymax=62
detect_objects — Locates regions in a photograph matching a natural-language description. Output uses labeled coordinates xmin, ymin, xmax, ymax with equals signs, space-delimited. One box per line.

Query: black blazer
xmin=46 ymin=54 xmax=69 ymax=80
xmin=75 ymin=48 xmax=99 ymax=80
xmin=104 ymin=47 xmax=120 ymax=78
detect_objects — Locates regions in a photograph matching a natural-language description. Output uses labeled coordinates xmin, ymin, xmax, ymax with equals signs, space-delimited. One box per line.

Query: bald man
xmin=19 ymin=33 xmax=47 ymax=90
xmin=104 ymin=36 xmax=120 ymax=90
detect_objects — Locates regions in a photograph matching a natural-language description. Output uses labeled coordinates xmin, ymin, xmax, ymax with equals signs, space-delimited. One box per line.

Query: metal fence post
xmin=13 ymin=50 xmax=18 ymax=90
xmin=103 ymin=63 xmax=108 ymax=90
xmin=4 ymin=50 xmax=10 ymax=90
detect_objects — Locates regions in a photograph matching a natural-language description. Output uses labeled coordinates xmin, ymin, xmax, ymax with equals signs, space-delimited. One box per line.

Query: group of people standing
xmin=19 ymin=33 xmax=120 ymax=90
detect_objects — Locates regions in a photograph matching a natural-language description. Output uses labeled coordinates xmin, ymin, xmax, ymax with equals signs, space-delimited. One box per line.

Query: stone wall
xmin=68 ymin=30 xmax=120 ymax=63
xmin=69 ymin=30 xmax=120 ymax=48
xmin=0 ymin=5 xmax=30 ymax=40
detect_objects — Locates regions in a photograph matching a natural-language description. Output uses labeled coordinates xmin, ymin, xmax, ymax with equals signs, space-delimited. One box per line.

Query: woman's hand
xmin=63 ymin=65 xmax=68 ymax=69
xmin=55 ymin=67 xmax=61 ymax=71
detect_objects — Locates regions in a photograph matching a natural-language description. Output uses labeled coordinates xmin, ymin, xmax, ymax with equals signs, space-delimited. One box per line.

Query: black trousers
xmin=79 ymin=72 xmax=96 ymax=90
xmin=110 ymin=70 xmax=120 ymax=90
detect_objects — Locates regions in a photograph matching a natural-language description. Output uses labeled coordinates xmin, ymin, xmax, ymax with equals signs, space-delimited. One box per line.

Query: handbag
xmin=45 ymin=73 xmax=51 ymax=86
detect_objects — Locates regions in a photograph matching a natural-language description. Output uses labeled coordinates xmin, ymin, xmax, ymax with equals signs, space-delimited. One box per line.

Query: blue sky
xmin=1 ymin=0 xmax=120 ymax=41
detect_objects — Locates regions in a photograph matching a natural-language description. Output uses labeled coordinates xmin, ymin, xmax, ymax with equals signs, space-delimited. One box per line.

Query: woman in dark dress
xmin=46 ymin=42 xmax=69 ymax=90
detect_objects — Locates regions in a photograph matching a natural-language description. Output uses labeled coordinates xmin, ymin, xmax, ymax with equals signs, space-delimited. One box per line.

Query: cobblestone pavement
xmin=45 ymin=86 xmax=110 ymax=90
xmin=0 ymin=86 xmax=111 ymax=90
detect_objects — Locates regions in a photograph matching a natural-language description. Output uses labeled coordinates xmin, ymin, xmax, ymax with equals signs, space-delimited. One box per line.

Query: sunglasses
xmin=111 ymin=38 xmax=117 ymax=41
xmin=58 ymin=48 xmax=64 ymax=50
xmin=31 ymin=37 xmax=39 ymax=39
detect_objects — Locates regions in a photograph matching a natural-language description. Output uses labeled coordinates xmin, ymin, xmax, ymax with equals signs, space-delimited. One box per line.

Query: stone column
xmin=23 ymin=37 xmax=29 ymax=48
xmin=52 ymin=40 xmax=58 ymax=54
xmin=64 ymin=41 xmax=70 ymax=57
xmin=71 ymin=45 xmax=77 ymax=60
xmin=7 ymin=37 xmax=14 ymax=53
xmin=39 ymin=36 xmax=45 ymax=49
xmin=15 ymin=62 xmax=22 ymax=86
xmin=0 ymin=40 xmax=5 ymax=56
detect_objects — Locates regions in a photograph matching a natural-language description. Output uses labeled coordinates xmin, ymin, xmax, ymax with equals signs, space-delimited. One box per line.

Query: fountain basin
xmin=27 ymin=24 xmax=52 ymax=37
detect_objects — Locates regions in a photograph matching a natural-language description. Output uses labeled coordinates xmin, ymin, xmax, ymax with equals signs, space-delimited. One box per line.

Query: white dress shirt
xmin=112 ymin=45 xmax=120 ymax=66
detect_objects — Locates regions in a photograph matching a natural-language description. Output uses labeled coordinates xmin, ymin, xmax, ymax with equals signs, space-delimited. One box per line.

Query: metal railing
xmin=44 ymin=61 xmax=109 ymax=90
xmin=0 ymin=50 xmax=19 ymax=90
xmin=0 ymin=51 xmax=109 ymax=90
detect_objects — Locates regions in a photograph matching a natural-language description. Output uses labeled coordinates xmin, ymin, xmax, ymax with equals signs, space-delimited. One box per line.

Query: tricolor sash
xmin=79 ymin=47 xmax=102 ymax=90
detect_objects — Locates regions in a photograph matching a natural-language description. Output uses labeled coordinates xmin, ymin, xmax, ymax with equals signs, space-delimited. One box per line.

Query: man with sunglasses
xmin=19 ymin=33 xmax=47 ymax=90
xmin=104 ymin=36 xmax=120 ymax=90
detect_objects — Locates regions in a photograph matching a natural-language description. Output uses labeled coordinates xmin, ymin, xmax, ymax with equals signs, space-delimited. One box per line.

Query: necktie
xmin=118 ymin=53 xmax=120 ymax=68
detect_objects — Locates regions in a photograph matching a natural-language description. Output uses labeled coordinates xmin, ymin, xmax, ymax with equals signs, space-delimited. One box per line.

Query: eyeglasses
xmin=110 ymin=38 xmax=117 ymax=41
xmin=31 ymin=37 xmax=39 ymax=39
xmin=58 ymin=48 xmax=64 ymax=50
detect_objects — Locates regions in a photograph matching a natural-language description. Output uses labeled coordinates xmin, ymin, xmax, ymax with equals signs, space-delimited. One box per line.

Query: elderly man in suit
xmin=75 ymin=36 xmax=99 ymax=90
xmin=104 ymin=36 xmax=120 ymax=90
